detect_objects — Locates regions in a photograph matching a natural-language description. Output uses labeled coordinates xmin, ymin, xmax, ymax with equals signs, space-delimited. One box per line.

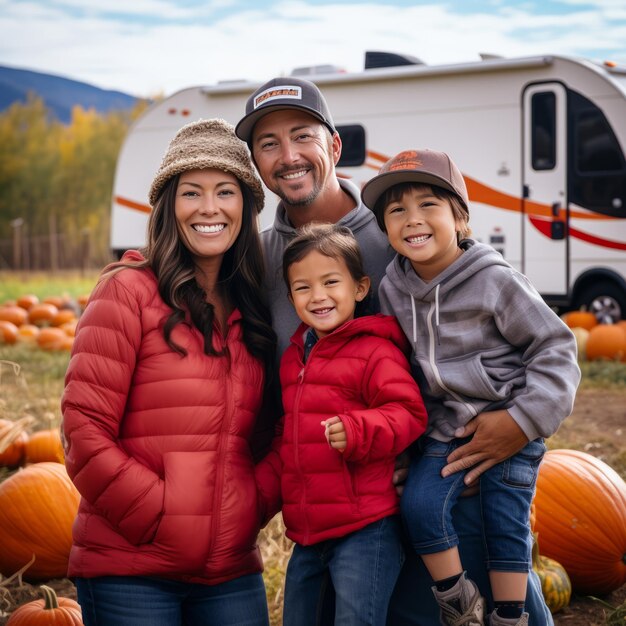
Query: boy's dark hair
xmin=372 ymin=182 xmax=471 ymax=240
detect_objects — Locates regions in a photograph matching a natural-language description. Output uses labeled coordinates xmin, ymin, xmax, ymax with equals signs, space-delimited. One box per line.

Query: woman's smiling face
xmin=175 ymin=168 xmax=243 ymax=268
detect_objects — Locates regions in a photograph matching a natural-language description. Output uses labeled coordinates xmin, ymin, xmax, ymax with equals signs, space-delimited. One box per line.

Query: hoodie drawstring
xmin=411 ymin=296 xmax=417 ymax=350
xmin=411 ymin=285 xmax=441 ymax=347
xmin=435 ymin=284 xmax=441 ymax=345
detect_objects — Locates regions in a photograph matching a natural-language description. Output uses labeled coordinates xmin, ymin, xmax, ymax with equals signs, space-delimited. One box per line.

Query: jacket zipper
xmin=206 ymin=326 xmax=234 ymax=566
xmin=292 ymin=339 xmax=321 ymax=544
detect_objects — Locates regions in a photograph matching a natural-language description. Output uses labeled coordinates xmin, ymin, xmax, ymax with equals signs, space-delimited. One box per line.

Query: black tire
xmin=574 ymin=281 xmax=626 ymax=324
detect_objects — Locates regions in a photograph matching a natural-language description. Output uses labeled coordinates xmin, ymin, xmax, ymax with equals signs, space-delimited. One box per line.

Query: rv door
xmin=522 ymin=83 xmax=568 ymax=298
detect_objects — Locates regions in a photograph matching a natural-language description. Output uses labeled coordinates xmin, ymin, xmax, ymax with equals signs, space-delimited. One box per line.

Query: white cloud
xmin=1 ymin=0 xmax=625 ymax=96
xmin=51 ymin=0 xmax=237 ymax=19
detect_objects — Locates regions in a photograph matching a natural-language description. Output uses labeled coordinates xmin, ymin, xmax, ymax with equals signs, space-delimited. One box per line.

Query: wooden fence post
xmin=49 ymin=214 xmax=59 ymax=272
xmin=11 ymin=218 xmax=23 ymax=270
xmin=81 ymin=228 xmax=91 ymax=275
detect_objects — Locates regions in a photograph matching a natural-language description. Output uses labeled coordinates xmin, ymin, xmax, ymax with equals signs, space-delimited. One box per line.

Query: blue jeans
xmin=75 ymin=573 xmax=269 ymax=626
xmin=284 ymin=516 xmax=405 ymax=626
xmin=402 ymin=437 xmax=544 ymax=572
xmin=387 ymin=495 xmax=554 ymax=625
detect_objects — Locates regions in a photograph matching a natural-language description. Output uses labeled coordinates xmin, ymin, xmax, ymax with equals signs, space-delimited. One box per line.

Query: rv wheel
xmin=574 ymin=281 xmax=625 ymax=324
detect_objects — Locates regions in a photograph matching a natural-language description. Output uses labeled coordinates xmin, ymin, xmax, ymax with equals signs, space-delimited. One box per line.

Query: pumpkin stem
xmin=40 ymin=585 xmax=60 ymax=610
xmin=0 ymin=415 xmax=34 ymax=454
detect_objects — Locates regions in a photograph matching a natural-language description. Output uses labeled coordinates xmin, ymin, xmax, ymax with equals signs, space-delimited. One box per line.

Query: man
xmin=236 ymin=77 xmax=553 ymax=626
xmin=235 ymin=76 xmax=393 ymax=355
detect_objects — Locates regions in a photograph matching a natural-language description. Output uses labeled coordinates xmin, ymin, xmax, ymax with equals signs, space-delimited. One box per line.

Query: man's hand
xmin=321 ymin=416 xmax=347 ymax=451
xmin=392 ymin=451 xmax=411 ymax=496
xmin=442 ymin=410 xmax=528 ymax=485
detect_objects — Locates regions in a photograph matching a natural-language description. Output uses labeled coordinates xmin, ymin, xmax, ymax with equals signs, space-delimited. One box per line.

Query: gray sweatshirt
xmin=261 ymin=178 xmax=394 ymax=355
xmin=379 ymin=239 xmax=580 ymax=442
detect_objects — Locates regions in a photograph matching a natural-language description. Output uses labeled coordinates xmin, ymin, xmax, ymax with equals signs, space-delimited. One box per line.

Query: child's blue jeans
xmin=283 ymin=516 xmax=405 ymax=626
xmin=401 ymin=436 xmax=545 ymax=572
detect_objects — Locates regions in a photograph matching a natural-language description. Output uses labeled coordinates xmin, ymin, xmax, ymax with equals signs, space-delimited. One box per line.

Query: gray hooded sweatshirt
xmin=379 ymin=239 xmax=580 ymax=443
xmin=261 ymin=178 xmax=394 ymax=355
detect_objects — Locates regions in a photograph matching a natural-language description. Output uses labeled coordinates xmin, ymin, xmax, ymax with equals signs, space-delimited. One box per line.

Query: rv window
xmin=568 ymin=89 xmax=626 ymax=218
xmin=575 ymin=110 xmax=622 ymax=173
xmin=336 ymin=125 xmax=366 ymax=167
xmin=531 ymin=92 xmax=556 ymax=171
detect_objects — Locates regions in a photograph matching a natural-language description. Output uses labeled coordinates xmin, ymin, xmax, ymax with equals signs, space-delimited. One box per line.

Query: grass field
xmin=0 ymin=270 xmax=99 ymax=304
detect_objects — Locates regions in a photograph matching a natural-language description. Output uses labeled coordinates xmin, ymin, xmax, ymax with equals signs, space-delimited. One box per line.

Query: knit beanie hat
xmin=148 ymin=118 xmax=265 ymax=211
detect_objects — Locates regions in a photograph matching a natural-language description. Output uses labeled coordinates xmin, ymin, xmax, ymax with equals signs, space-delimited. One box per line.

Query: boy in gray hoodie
xmin=361 ymin=149 xmax=580 ymax=626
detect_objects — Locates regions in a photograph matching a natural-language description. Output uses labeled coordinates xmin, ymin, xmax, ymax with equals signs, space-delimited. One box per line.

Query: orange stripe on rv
xmin=465 ymin=177 xmax=611 ymax=221
xmin=115 ymin=196 xmax=151 ymax=214
xmin=465 ymin=177 xmax=559 ymax=217
xmin=367 ymin=150 xmax=390 ymax=165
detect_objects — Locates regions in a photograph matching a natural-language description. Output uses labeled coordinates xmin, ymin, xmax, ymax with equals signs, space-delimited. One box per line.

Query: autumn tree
xmin=0 ymin=95 xmax=148 ymax=265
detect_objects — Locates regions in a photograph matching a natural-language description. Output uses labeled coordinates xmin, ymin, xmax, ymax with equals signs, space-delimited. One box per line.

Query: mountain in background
xmin=0 ymin=65 xmax=140 ymax=123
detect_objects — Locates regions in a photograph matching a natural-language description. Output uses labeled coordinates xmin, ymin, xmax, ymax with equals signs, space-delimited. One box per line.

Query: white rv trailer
xmin=110 ymin=52 xmax=626 ymax=321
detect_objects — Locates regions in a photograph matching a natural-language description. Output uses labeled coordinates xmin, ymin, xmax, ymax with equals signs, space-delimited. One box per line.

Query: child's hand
xmin=321 ymin=416 xmax=347 ymax=451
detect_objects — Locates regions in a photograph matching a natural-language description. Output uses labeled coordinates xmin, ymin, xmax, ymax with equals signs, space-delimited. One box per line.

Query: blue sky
xmin=1 ymin=0 xmax=625 ymax=97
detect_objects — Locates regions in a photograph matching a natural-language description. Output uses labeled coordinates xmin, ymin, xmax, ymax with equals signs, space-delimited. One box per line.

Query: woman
xmin=62 ymin=119 xmax=277 ymax=626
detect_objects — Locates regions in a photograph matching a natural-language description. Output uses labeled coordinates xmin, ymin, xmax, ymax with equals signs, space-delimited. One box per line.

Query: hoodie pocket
xmin=439 ymin=353 xmax=520 ymax=403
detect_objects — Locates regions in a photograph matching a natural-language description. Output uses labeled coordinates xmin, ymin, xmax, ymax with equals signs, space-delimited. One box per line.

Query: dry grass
xmin=258 ymin=515 xmax=293 ymax=624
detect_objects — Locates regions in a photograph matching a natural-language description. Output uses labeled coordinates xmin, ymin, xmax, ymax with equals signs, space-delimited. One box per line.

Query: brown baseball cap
xmin=235 ymin=77 xmax=336 ymax=144
xmin=361 ymin=149 xmax=469 ymax=214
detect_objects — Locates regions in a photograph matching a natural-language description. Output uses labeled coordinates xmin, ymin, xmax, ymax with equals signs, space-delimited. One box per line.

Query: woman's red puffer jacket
xmin=62 ymin=254 xmax=266 ymax=585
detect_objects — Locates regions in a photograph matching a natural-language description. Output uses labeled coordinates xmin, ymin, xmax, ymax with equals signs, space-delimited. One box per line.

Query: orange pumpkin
xmin=60 ymin=320 xmax=78 ymax=337
xmin=529 ymin=500 xmax=536 ymax=531
xmin=564 ymin=310 xmax=598 ymax=331
xmin=585 ymin=323 xmax=626 ymax=361
xmin=77 ymin=294 xmax=90 ymax=310
xmin=16 ymin=294 xmax=39 ymax=311
xmin=6 ymin=585 xmax=83 ymax=625
xmin=0 ymin=462 xmax=80 ymax=580
xmin=0 ymin=419 xmax=28 ymax=467
xmin=51 ymin=309 xmax=77 ymax=327
xmin=17 ymin=324 xmax=40 ymax=342
xmin=0 ymin=319 xmax=19 ymax=344
xmin=42 ymin=295 xmax=66 ymax=309
xmin=0 ymin=305 xmax=28 ymax=327
xmin=25 ymin=429 xmax=65 ymax=464
xmin=533 ymin=449 xmax=626 ymax=594
xmin=28 ymin=303 xmax=59 ymax=327
xmin=58 ymin=335 xmax=74 ymax=351
xmin=36 ymin=327 xmax=67 ymax=351
xmin=618 ymin=321 xmax=626 ymax=363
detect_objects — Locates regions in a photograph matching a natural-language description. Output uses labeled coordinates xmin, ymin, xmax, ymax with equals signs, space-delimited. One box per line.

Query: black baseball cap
xmin=235 ymin=77 xmax=336 ymax=143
